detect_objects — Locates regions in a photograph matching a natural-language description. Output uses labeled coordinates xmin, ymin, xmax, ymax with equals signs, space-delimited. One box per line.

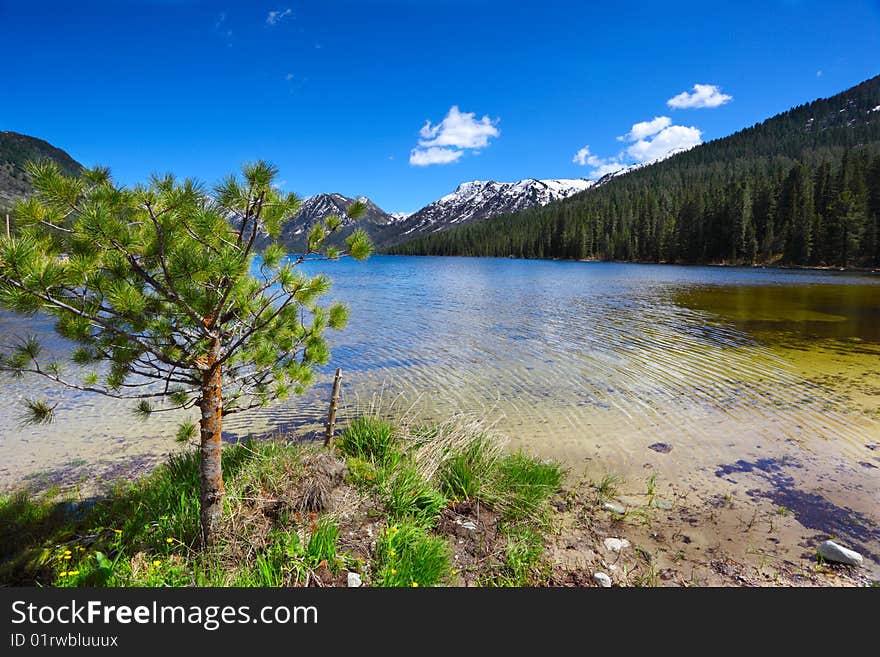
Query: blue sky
xmin=2 ymin=1 xmax=879 ymax=213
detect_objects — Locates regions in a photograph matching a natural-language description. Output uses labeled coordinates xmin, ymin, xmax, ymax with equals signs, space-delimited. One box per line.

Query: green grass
xmin=375 ymin=521 xmax=450 ymax=588
xmin=496 ymin=452 xmax=564 ymax=522
xmin=336 ymin=416 xmax=399 ymax=464
xmin=436 ymin=436 xmax=499 ymax=502
xmin=498 ymin=527 xmax=544 ymax=586
xmin=341 ymin=417 xmax=564 ymax=586
xmin=646 ymin=473 xmax=657 ymax=501
xmin=594 ymin=472 xmax=623 ymax=502
xmin=306 ymin=518 xmax=340 ymax=565
xmin=381 ymin=465 xmax=448 ymax=525
xmin=0 ymin=441 xmax=329 ymax=587
xmin=2 ymin=414 xmax=564 ymax=588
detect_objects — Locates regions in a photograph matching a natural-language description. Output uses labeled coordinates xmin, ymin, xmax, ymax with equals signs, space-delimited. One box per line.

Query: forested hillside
xmin=0 ymin=131 xmax=83 ymax=210
xmin=391 ymin=76 xmax=880 ymax=269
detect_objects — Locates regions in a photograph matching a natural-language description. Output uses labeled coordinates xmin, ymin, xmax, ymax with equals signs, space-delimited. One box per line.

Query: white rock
xmin=818 ymin=540 xmax=863 ymax=567
xmin=602 ymin=502 xmax=626 ymax=514
xmin=347 ymin=572 xmax=363 ymax=588
xmin=603 ymin=538 xmax=630 ymax=553
xmin=593 ymin=572 xmax=612 ymax=588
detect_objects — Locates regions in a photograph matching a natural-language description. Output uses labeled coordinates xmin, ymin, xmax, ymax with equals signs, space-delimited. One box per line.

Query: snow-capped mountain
xmin=281 ymin=193 xmax=394 ymax=239
xmin=275 ymin=178 xmax=599 ymax=250
xmin=387 ymin=178 xmax=595 ymax=241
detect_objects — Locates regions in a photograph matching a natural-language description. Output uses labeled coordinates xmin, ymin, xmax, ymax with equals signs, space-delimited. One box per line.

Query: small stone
xmin=593 ymin=572 xmax=612 ymax=588
xmin=648 ymin=442 xmax=673 ymax=453
xmin=603 ymin=537 xmax=630 ymax=553
xmin=817 ymin=540 xmax=863 ymax=567
xmin=347 ymin=572 xmax=363 ymax=588
xmin=459 ymin=520 xmax=478 ymax=531
xmin=651 ymin=498 xmax=672 ymax=510
xmin=602 ymin=502 xmax=625 ymax=514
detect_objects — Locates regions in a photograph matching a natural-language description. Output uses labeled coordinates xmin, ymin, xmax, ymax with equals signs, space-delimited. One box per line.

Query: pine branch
xmin=0 ymin=273 xmax=193 ymax=370
xmin=0 ymin=362 xmax=193 ymax=401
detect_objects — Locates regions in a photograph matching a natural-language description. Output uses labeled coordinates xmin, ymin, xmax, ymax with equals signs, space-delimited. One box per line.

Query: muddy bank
xmin=543 ymin=470 xmax=875 ymax=587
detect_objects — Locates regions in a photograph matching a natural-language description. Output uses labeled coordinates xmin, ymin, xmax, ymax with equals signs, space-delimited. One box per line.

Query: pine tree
xmin=0 ymin=160 xmax=371 ymax=545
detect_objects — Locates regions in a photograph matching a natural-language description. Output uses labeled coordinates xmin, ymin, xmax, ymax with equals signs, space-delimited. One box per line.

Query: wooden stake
xmin=324 ymin=368 xmax=342 ymax=447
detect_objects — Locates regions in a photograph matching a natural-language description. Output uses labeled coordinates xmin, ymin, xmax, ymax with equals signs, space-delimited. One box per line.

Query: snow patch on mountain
xmin=400 ymin=178 xmax=594 ymax=236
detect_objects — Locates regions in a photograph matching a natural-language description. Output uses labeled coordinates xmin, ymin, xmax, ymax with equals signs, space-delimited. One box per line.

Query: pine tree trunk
xmin=198 ymin=340 xmax=224 ymax=547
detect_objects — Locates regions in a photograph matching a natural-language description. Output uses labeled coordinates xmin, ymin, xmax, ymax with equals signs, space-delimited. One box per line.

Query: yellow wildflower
xmin=166 ymin=538 xmax=174 ymax=544
xmin=451 ymin=569 xmax=457 ymax=575
xmin=113 ymin=529 xmax=122 ymax=534
xmin=389 ymin=550 xmax=396 ymax=557
xmin=391 ymin=568 xmax=397 ymax=575
xmin=412 ymin=581 xmax=419 ymax=587
xmin=391 ymin=526 xmax=398 ymax=533
xmin=59 ymin=571 xmax=68 ymax=577
xmin=153 ymin=560 xmax=162 ymax=567
xmin=63 ymin=555 xmax=71 ymax=560
xmin=69 ymin=570 xmax=79 ymax=576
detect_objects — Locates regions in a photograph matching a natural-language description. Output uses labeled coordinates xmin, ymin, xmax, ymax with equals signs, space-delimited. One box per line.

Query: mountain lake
xmin=1 ymin=255 xmax=878 ymax=572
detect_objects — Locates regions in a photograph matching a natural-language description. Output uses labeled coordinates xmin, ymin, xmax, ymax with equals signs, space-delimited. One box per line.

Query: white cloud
xmin=573 ymin=121 xmax=701 ymax=178
xmin=626 ymin=125 xmax=702 ymax=163
xmin=409 ymin=106 xmax=500 ymax=166
xmin=571 ymin=146 xmax=591 ymax=167
xmin=574 ymin=85 xmax=712 ymax=179
xmin=571 ymin=145 xmax=628 ymax=178
xmin=266 ymin=8 xmax=293 ymax=25
xmin=409 ymin=147 xmax=464 ymax=167
xmin=618 ymin=116 xmax=671 ymax=142
xmin=666 ymin=83 xmax=732 ymax=109
xmin=418 ymin=106 xmax=500 ymax=150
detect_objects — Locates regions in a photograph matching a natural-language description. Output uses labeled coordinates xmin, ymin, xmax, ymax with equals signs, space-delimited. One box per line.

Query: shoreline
xmin=381 ymin=251 xmax=880 ymax=275
xmin=2 ymin=416 xmax=875 ymax=587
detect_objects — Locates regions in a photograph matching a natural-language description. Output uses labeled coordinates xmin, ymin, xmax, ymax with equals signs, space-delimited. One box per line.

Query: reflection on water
xmin=1 ymin=256 xmax=879 ymax=558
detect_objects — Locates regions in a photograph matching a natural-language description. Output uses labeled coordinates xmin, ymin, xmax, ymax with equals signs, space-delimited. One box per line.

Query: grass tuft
xmin=496 ymin=452 xmax=564 ymax=521
xmin=381 ymin=465 xmax=447 ymax=525
xmin=336 ymin=416 xmax=398 ymax=464
xmin=436 ymin=437 xmax=500 ymax=502
xmin=594 ymin=472 xmax=623 ymax=502
xmin=375 ymin=521 xmax=450 ymax=587
xmin=306 ymin=518 xmax=340 ymax=565
xmin=499 ymin=526 xmax=544 ymax=586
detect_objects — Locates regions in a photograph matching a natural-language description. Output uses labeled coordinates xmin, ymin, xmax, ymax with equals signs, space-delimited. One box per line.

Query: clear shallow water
xmin=1 ymin=256 xmax=879 ymax=561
